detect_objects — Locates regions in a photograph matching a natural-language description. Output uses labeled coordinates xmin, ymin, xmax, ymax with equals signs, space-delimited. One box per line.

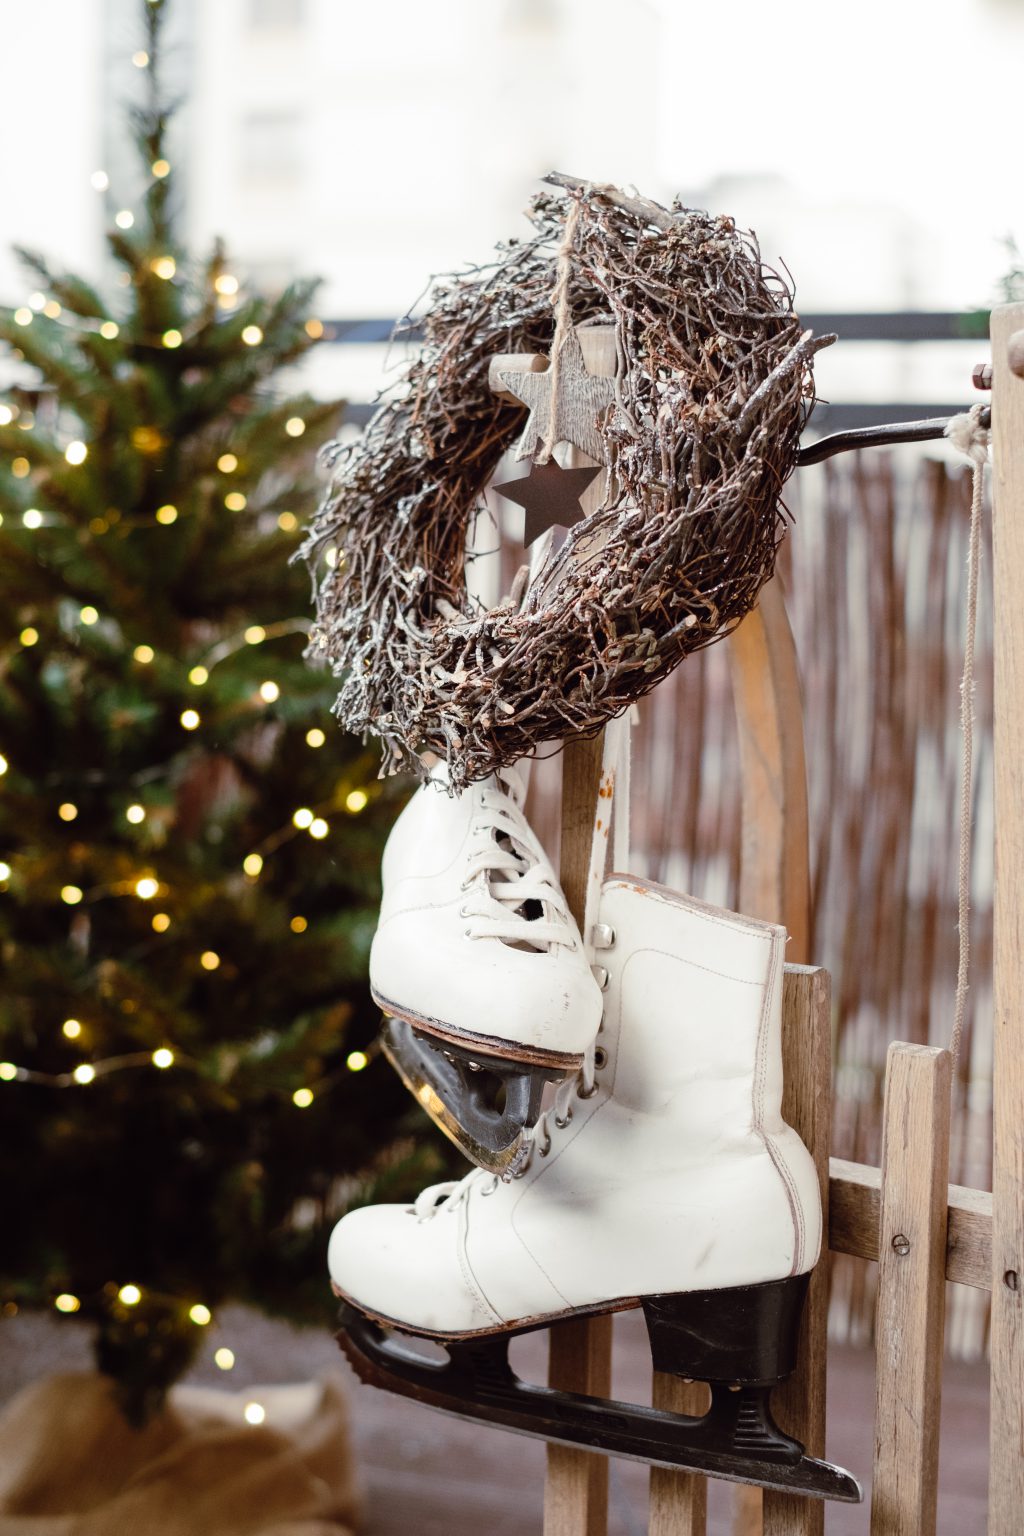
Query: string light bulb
xmin=135 ymin=876 xmax=159 ymax=899
xmin=292 ymin=808 xmax=313 ymax=829
xmin=132 ymin=49 xmax=149 ymax=67
xmin=156 ymin=504 xmax=178 ymax=524
xmin=151 ymin=256 xmax=176 ymax=280
xmin=13 ymin=462 xmax=31 ymax=481
xmin=244 ymin=1402 xmax=266 ymax=1425
xmin=0 ymin=861 xmax=9 ymax=879
xmin=285 ymin=417 xmax=305 ymax=437
xmin=90 ymin=170 xmax=109 ymax=191
xmin=180 ymin=709 xmax=200 ymax=730
xmin=224 ymin=492 xmax=246 ymax=512
xmin=189 ymin=665 xmax=208 ymax=685
xmin=345 ymin=790 xmax=368 ymax=814
xmin=243 ymin=854 xmax=263 ymax=876
xmin=259 ymin=681 xmax=279 ymax=703
xmin=80 ymin=605 xmax=99 ymax=625
xmin=72 ymin=1063 xmax=95 ymax=1085
xmin=118 ymin=1283 xmax=142 ymax=1305
xmin=151 ymin=912 xmax=171 ymax=932
xmin=277 ymin=512 xmax=298 ymax=532
xmin=214 ymin=274 xmax=238 ymax=296
xmin=244 ymin=625 xmax=265 ymax=645
xmin=189 ymin=1303 xmax=211 ymax=1326
xmin=114 ymin=210 xmax=134 ymax=230
xmin=62 ymin=1019 xmax=82 ymax=1039
xmin=309 ymin=818 xmax=328 ymax=840
xmin=65 ymin=441 xmax=87 ymax=466
xmin=43 ymin=300 xmax=61 ymax=319
xmin=292 ymin=1087 xmax=314 ymax=1108
xmin=0 ymin=755 xmax=8 ymax=775
xmin=0 ymin=1062 xmax=18 ymax=1081
xmin=151 ymin=159 xmax=170 ymax=178
xmin=152 ymin=1048 xmax=174 ymax=1069
xmin=13 ymin=308 xmax=32 ymax=326
xmin=306 ymin=728 xmax=325 ymax=748
xmin=217 ymin=453 xmax=238 ymax=473
xmin=162 ymin=329 xmax=182 ymax=349
xmin=126 ymin=804 xmax=146 ymax=824
xmin=134 ymin=645 xmax=155 ymax=663
xmin=100 ymin=321 xmax=119 ymax=340
xmin=55 ymin=1293 xmax=80 ymax=1313
xmin=289 ymin=916 xmax=307 ymax=933
xmin=215 ymin=1347 xmax=235 ymax=1370
xmin=61 ymin=885 xmax=83 ymax=906
xmin=59 ymin=803 xmax=78 ymax=821
xmin=200 ymin=951 xmax=220 ymax=971
xmin=20 ymin=627 xmax=39 ymax=646
xmin=241 ymin=325 xmax=263 ymax=347
xmin=346 ymin=1051 xmax=368 ymax=1073
xmin=304 ymin=319 xmax=324 ymax=339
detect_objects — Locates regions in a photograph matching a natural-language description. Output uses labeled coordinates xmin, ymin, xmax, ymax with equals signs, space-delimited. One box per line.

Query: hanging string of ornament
xmin=301 ymin=175 xmax=835 ymax=791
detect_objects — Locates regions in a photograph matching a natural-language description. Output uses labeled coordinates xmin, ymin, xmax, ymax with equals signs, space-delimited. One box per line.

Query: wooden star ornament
xmin=494 ymin=325 xmax=617 ymax=464
xmin=495 ymin=457 xmax=603 ymax=547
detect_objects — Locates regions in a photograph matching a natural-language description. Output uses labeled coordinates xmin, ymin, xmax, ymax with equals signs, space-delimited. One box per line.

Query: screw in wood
xmin=1004 ymin=1269 xmax=1020 ymax=1292
xmin=891 ymin=1233 xmax=911 ymax=1256
xmin=1008 ymin=330 xmax=1024 ymax=380
xmin=973 ymin=363 xmax=993 ymax=391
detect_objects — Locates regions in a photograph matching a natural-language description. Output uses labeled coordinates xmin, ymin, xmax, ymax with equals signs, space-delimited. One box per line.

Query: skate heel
xmin=642 ymin=1273 xmax=809 ymax=1386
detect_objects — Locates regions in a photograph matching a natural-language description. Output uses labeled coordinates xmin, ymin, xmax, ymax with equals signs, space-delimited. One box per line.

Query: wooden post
xmin=989 ymin=300 xmax=1024 ymax=1534
xmin=546 ymin=731 xmax=611 ymax=1536
xmin=870 ymin=1042 xmax=952 ymax=1536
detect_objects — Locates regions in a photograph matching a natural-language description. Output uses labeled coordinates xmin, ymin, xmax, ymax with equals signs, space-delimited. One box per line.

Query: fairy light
xmin=80 ymin=605 xmax=99 ymax=625
xmin=242 ymin=325 xmax=263 ymax=347
xmin=151 ymin=912 xmax=171 ymax=932
xmin=99 ymin=321 xmax=119 ymax=340
xmin=13 ymin=460 xmax=31 ymax=481
xmin=292 ymin=1087 xmax=313 ymax=1108
xmin=214 ymin=274 xmax=238 ymax=296
xmin=54 ymin=1293 xmax=80 ymax=1313
xmin=0 ymin=755 xmax=8 ymax=775
xmin=345 ymin=789 xmax=368 ymax=814
xmin=59 ymin=803 xmax=78 ymax=821
xmin=188 ymin=665 xmax=208 ymax=685
xmin=156 ymin=504 xmax=178 ymax=524
xmin=217 ymin=453 xmax=238 ymax=473
xmin=180 ymin=709 xmax=200 ymax=730
xmin=151 ymin=159 xmax=170 ymax=178
xmin=61 ymin=886 xmax=83 ymax=906
xmin=90 ymin=170 xmax=109 ymax=191
xmin=134 ymin=645 xmax=155 ymax=663
xmin=224 ymin=492 xmax=247 ymax=512
xmin=135 ymin=877 xmax=159 ymax=899
xmin=346 ymin=1051 xmax=368 ymax=1073
xmin=244 ymin=1402 xmax=265 ymax=1425
xmin=43 ymin=300 xmax=61 ymax=319
xmin=22 ymin=508 xmax=42 ymax=527
xmin=0 ymin=1062 xmax=18 ymax=1081
xmin=0 ymin=406 xmax=12 ymax=425
xmin=259 ymin=681 xmax=279 ymax=703
xmin=292 ymin=808 xmax=313 ymax=829
xmin=306 ymin=728 xmax=325 ymax=748
xmin=162 ymin=329 xmax=182 ymax=349
xmin=309 ymin=818 xmax=329 ymax=840
xmin=215 ymin=1348 xmax=235 ymax=1370
xmin=114 ymin=210 xmax=134 ymax=230
xmin=285 ymin=417 xmax=305 ymax=437
xmin=126 ymin=804 xmax=146 ymax=824
xmin=151 ymin=256 xmax=176 ymax=280
xmin=72 ymin=1064 xmax=95 ymax=1085
xmin=118 ymin=1283 xmax=142 ymax=1305
xmin=132 ymin=49 xmax=149 ymax=67
xmin=13 ymin=308 xmax=32 ymax=326
xmin=200 ymin=951 xmax=220 ymax=971
xmin=244 ymin=625 xmax=266 ymax=645
xmin=289 ymin=916 xmax=307 ymax=934
xmin=65 ymin=440 xmax=87 ymax=466
xmin=189 ymin=1303 xmax=211 ymax=1326
xmin=304 ymin=319 xmax=324 ymax=339
xmin=63 ymin=1019 xmax=82 ymax=1039
xmin=152 ymin=1048 xmax=174 ymax=1069
xmin=20 ymin=627 xmax=39 ymax=646
xmin=277 ymin=511 xmax=298 ymax=532
xmin=243 ymin=854 xmax=263 ymax=877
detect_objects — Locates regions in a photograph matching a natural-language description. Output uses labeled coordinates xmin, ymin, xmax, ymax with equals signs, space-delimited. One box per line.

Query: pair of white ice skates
xmin=329 ymin=739 xmax=860 ymax=1502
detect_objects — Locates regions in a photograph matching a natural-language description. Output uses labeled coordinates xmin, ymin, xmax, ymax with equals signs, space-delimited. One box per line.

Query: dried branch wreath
xmin=301 ymin=174 xmax=833 ymax=791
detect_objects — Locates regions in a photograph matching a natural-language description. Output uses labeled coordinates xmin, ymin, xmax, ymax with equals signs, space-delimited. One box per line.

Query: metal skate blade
xmin=336 ymin=1306 xmax=861 ymax=1504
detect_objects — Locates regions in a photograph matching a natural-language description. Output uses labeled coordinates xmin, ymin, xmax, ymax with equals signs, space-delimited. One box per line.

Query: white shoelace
xmin=459 ymin=765 xmax=576 ymax=950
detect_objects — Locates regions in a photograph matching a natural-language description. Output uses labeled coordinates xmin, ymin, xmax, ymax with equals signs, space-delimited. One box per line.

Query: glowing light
xmin=151 ymin=912 xmax=171 ymax=932
xmin=241 ymin=325 xmax=263 ymax=347
xmin=0 ymin=861 xmax=9 ymax=880
xmin=217 ymin=453 xmax=238 ymax=473
xmin=0 ymin=755 xmax=7 ymax=775
xmin=155 ymin=505 xmax=178 ymax=526
xmin=162 ymin=329 xmax=182 ymax=349
xmin=134 ymin=645 xmax=155 ymax=663
xmin=292 ymin=808 xmax=314 ymax=829
xmin=80 ymin=605 xmax=99 ymax=625
xmin=0 ymin=406 xmax=12 ymax=424
xmin=290 ymin=916 xmax=307 ymax=934
xmin=304 ymin=319 xmax=324 ymax=339
xmin=346 ymin=1051 xmax=368 ymax=1073
xmin=200 ymin=951 xmax=220 ymax=971
xmin=13 ymin=308 xmax=32 ymax=326
xmin=216 ymin=292 xmax=238 ymax=312
xmin=244 ymin=625 xmax=266 ymax=645
xmin=277 ymin=511 xmax=298 ymax=532
xmin=132 ymin=49 xmax=149 ymax=67
xmin=188 ymin=665 xmax=208 ymax=685
xmin=244 ymin=1402 xmax=265 ymax=1425
xmin=152 ymin=1047 xmax=175 ymax=1069
xmin=180 ymin=709 xmax=200 ymax=730
xmin=63 ymin=1019 xmax=82 ymax=1039
xmin=259 ymin=680 xmax=279 ymax=703
xmin=99 ymin=321 xmax=119 ymax=340
xmin=114 ymin=210 xmax=134 ymax=229
xmin=61 ymin=885 xmax=83 ymax=906
xmin=20 ymin=627 xmax=39 ymax=646
xmin=214 ymin=274 xmax=238 ymax=296
xmin=43 ymin=300 xmax=62 ymax=319
xmin=189 ymin=1303 xmax=211 ymax=1325
xmin=224 ymin=492 xmax=247 ymax=512
xmin=243 ymin=854 xmax=263 ymax=877
xmin=306 ymin=728 xmax=325 ymax=748
xmin=126 ymin=804 xmax=146 ymax=824
xmin=135 ymin=877 xmax=159 ymax=900
xmin=90 ymin=170 xmax=109 ymax=191
xmin=152 ymin=159 xmax=170 ymax=178
xmin=0 ymin=1062 xmax=17 ymax=1081
xmin=345 ymin=789 xmax=368 ymax=814
xmin=309 ymin=818 xmax=329 ymax=840
xmin=292 ymin=1086 xmax=314 ymax=1107
xmin=118 ymin=1284 xmax=142 ymax=1307
xmin=22 ymin=508 xmax=42 ymax=527
xmin=215 ymin=1347 xmax=235 ymax=1370
xmin=285 ymin=417 xmax=305 ymax=438
xmin=13 ymin=460 xmax=31 ymax=480
xmin=151 ymin=256 xmax=176 ymax=280
xmin=72 ymin=1063 xmax=95 ymax=1084
xmin=65 ymin=440 xmax=87 ymax=466
xmin=59 ymin=803 xmax=78 ymax=821
xmin=55 ymin=1293 xmax=80 ymax=1313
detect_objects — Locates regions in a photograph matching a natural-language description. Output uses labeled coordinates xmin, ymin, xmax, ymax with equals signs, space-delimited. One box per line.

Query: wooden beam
xmin=870 ymin=1043 xmax=952 ymax=1536
xmin=828 ymin=1158 xmax=992 ymax=1289
xmin=989 ymin=299 xmax=1024 ymax=1534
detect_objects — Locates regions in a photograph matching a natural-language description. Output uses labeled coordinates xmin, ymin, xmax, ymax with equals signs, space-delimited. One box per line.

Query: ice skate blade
xmin=380 ymin=1017 xmax=568 ymax=1175
xmin=335 ymin=1296 xmax=862 ymax=1504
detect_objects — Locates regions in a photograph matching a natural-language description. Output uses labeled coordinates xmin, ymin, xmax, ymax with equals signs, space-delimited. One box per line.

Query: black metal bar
xmin=796 ymin=406 xmax=989 ymax=466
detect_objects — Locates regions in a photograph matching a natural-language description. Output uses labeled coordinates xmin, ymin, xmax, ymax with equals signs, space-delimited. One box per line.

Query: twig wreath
xmin=301 ymin=174 xmax=833 ymax=790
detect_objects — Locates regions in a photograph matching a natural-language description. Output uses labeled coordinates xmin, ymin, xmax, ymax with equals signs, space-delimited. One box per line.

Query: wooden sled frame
xmin=541 ymin=301 xmax=1024 ymax=1536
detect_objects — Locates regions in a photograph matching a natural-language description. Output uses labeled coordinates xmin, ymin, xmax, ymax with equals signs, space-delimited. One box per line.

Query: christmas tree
xmin=0 ymin=0 xmax=441 ymax=1423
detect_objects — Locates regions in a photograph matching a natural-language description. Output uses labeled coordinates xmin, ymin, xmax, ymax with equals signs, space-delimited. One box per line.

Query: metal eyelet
xmin=592 ymin=923 xmax=616 ymax=950
xmin=592 ymin=965 xmax=609 ymax=992
xmin=593 ymin=1047 xmax=608 ymax=1070
xmin=577 ymin=1081 xmax=599 ymax=1100
xmin=480 ymin=1177 xmax=499 ymax=1197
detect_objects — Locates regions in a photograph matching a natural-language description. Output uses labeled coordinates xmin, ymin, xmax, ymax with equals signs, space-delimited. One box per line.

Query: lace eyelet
xmin=480 ymin=1177 xmax=499 ymax=1197
xmin=577 ymin=1081 xmax=599 ymax=1100
xmin=593 ymin=1047 xmax=608 ymax=1070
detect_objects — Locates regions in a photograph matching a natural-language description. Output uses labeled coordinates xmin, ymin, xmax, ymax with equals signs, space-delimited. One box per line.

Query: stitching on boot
xmin=752 ymin=933 xmax=805 ymax=1274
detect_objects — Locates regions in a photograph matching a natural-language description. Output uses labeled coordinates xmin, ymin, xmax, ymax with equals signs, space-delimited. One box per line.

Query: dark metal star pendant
xmin=495 ymin=457 xmax=603 ymax=547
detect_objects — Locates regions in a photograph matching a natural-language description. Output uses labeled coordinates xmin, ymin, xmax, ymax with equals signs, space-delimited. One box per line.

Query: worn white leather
xmin=369 ymin=762 xmax=602 ymax=1058
xmin=330 ymin=877 xmax=823 ymax=1334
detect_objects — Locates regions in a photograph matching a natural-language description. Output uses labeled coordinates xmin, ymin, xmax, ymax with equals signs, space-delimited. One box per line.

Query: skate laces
xmin=460 ymin=765 xmax=576 ymax=952
xmin=412 ymin=1168 xmax=499 ymax=1220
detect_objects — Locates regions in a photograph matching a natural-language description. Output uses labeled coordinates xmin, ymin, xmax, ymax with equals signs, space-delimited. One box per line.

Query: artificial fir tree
xmin=0 ymin=0 xmax=441 ymax=1422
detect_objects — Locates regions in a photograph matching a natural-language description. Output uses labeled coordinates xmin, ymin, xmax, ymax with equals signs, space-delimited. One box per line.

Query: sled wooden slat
xmin=989 ymin=299 xmax=1024 ymax=1536
xmin=762 ymin=966 xmax=832 ymax=1536
xmin=648 ymin=1377 xmax=709 ymax=1536
xmin=545 ymin=731 xmax=611 ymax=1536
xmin=870 ymin=1043 xmax=952 ymax=1536
xmin=828 ymin=1159 xmax=992 ymax=1288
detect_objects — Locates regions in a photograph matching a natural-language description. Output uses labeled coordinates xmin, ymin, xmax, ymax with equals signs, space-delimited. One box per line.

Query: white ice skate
xmin=332 ymin=876 xmax=861 ymax=1503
